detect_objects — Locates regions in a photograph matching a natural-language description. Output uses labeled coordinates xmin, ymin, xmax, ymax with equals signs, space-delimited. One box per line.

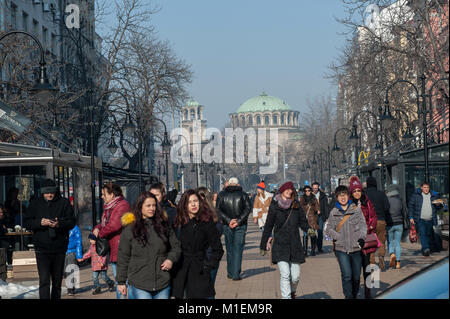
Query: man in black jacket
xmin=365 ymin=176 xmax=391 ymax=270
xmin=24 ymin=179 xmax=76 ymax=299
xmin=216 ymin=177 xmax=252 ymax=281
xmin=312 ymin=182 xmax=330 ymax=253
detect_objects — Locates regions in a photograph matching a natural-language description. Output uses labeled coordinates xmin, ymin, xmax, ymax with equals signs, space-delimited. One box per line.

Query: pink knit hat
xmin=279 ymin=181 xmax=294 ymax=194
xmin=349 ymin=176 xmax=362 ymax=193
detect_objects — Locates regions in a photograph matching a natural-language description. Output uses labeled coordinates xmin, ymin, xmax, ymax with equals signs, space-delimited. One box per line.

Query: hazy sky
xmin=100 ymin=0 xmax=349 ymax=129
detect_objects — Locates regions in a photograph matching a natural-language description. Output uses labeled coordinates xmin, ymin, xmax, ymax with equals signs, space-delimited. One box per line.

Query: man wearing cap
xmin=216 ymin=177 xmax=252 ymax=281
xmin=24 ymin=178 xmax=76 ymax=299
xmin=252 ymin=181 xmax=273 ymax=232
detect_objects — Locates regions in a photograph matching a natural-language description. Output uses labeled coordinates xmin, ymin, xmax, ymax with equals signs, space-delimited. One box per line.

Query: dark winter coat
xmin=408 ymin=189 xmax=439 ymax=226
xmin=172 ymin=218 xmax=224 ymax=299
xmin=260 ymin=197 xmax=309 ymax=264
xmin=216 ymin=186 xmax=252 ymax=227
xmin=94 ymin=197 xmax=131 ymax=263
xmin=387 ymin=195 xmax=405 ymax=227
xmin=316 ymin=191 xmax=330 ymax=221
xmin=365 ymin=186 xmax=392 ymax=223
xmin=116 ymin=213 xmax=181 ymax=292
xmin=24 ymin=193 xmax=76 ymax=254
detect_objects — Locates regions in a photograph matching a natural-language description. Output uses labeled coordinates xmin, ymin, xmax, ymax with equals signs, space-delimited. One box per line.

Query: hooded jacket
xmin=365 ymin=178 xmax=391 ymax=222
xmin=24 ymin=193 xmax=76 ymax=254
xmin=217 ymin=186 xmax=252 ymax=227
xmin=116 ymin=212 xmax=182 ymax=292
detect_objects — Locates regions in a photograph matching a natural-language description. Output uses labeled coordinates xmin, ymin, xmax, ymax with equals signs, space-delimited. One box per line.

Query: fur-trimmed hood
xmin=121 ymin=212 xmax=135 ymax=227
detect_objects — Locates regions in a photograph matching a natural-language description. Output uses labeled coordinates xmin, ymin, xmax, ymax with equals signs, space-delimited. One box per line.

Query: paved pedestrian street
xmin=7 ymin=217 xmax=446 ymax=300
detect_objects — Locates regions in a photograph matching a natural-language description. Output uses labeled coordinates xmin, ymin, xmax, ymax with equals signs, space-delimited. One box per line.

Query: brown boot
xmin=396 ymin=261 xmax=401 ymax=269
xmin=389 ymin=253 xmax=396 ymax=269
xmin=378 ymin=256 xmax=385 ymax=271
xmin=290 ymin=292 xmax=296 ymax=299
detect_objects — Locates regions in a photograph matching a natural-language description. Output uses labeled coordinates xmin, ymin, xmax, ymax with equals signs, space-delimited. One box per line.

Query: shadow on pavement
xmin=241 ymin=266 xmax=275 ymax=279
xmin=298 ymin=291 xmax=332 ymax=299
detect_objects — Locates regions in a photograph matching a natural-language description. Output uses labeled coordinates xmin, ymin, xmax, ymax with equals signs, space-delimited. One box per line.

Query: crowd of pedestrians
xmin=15 ymin=171 xmax=444 ymax=300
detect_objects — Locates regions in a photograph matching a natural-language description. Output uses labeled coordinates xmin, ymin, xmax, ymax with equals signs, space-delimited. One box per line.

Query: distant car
xmin=377 ymin=257 xmax=449 ymax=299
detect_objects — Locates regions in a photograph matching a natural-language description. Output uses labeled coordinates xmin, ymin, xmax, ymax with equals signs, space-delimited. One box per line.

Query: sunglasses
xmin=305 ymin=190 xmax=311 ymax=192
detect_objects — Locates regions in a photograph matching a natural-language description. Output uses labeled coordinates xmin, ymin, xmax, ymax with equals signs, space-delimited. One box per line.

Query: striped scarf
xmin=102 ymin=195 xmax=124 ymax=227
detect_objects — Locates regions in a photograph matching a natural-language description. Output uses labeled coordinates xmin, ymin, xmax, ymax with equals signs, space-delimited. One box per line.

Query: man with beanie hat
xmin=216 ymin=177 xmax=252 ymax=280
xmin=365 ymin=176 xmax=391 ymax=270
xmin=252 ymin=181 xmax=273 ymax=231
xmin=24 ymin=178 xmax=76 ymax=299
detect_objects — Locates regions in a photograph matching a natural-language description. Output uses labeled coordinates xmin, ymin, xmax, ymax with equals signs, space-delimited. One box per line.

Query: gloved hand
xmin=358 ymin=239 xmax=365 ymax=249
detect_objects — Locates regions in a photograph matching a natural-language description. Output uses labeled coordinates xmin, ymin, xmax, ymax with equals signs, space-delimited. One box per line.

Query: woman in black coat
xmin=172 ymin=189 xmax=224 ymax=299
xmin=260 ymin=181 xmax=309 ymax=299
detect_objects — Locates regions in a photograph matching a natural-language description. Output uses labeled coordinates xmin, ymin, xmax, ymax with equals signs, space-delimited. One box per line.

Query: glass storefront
xmin=405 ymin=164 xmax=449 ymax=204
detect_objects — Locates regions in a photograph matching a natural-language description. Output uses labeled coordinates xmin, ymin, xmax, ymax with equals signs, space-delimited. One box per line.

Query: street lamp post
xmin=385 ymin=74 xmax=449 ymax=183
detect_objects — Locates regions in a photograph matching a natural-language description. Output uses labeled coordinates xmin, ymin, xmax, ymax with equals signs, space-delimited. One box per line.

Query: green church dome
xmin=236 ymin=91 xmax=291 ymax=113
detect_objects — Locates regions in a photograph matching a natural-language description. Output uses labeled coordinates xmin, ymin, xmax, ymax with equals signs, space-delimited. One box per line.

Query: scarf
xmin=102 ymin=195 xmax=124 ymax=227
xmin=336 ymin=200 xmax=353 ymax=214
xmin=275 ymin=193 xmax=293 ymax=210
xmin=303 ymin=194 xmax=315 ymax=204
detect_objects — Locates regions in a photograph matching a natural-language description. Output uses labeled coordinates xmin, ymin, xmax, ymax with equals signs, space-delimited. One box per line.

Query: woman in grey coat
xmin=325 ymin=185 xmax=367 ymax=299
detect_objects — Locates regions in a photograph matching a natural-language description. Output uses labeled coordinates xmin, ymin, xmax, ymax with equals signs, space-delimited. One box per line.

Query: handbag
xmin=95 ymin=237 xmax=110 ymax=257
xmin=362 ymin=232 xmax=381 ymax=253
xmin=409 ymin=224 xmax=418 ymax=243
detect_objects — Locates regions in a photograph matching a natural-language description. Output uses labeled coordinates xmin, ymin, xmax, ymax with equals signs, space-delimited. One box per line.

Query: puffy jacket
xmin=408 ymin=189 xmax=439 ymax=226
xmin=117 ymin=213 xmax=181 ymax=292
xmin=217 ymin=186 xmax=252 ymax=227
xmin=94 ymin=197 xmax=131 ymax=263
xmin=325 ymin=201 xmax=367 ymax=254
xmin=66 ymin=225 xmax=83 ymax=259
xmin=24 ymin=194 xmax=76 ymax=254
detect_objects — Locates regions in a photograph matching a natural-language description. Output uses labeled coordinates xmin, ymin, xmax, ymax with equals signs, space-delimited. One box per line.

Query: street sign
xmin=305 ymin=180 xmax=309 ymax=185
xmin=284 ymin=164 xmax=288 ymax=169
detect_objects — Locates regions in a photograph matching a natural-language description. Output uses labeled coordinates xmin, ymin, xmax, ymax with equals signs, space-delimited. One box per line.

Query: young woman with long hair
xmin=116 ymin=192 xmax=181 ymax=299
xmin=171 ymin=189 xmax=224 ymax=299
xmin=349 ymin=176 xmax=377 ymax=299
xmin=299 ymin=185 xmax=320 ymax=256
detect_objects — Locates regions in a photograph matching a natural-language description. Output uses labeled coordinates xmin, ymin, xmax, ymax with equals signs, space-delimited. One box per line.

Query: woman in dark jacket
xmin=172 ymin=189 xmax=224 ymax=299
xmin=260 ymin=181 xmax=309 ymax=299
xmin=116 ymin=192 xmax=181 ymax=299
xmin=349 ymin=176 xmax=377 ymax=299
xmin=299 ymin=185 xmax=320 ymax=256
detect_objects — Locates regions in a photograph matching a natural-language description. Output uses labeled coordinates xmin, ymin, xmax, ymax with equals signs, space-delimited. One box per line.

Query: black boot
xmin=311 ymin=237 xmax=317 ymax=256
xmin=303 ymin=237 xmax=309 ymax=257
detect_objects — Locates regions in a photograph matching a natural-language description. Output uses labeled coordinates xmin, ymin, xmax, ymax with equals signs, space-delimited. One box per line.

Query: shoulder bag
xmin=332 ymin=214 xmax=351 ymax=252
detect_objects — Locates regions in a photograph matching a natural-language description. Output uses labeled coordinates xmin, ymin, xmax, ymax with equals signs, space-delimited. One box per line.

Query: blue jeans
xmin=93 ymin=270 xmax=114 ymax=288
xmin=317 ymin=217 xmax=324 ymax=251
xmin=387 ymin=224 xmax=403 ymax=261
xmin=223 ymin=224 xmax=247 ymax=279
xmin=277 ymin=261 xmax=300 ymax=299
xmin=111 ymin=262 xmax=124 ymax=299
xmin=128 ymin=285 xmax=171 ymax=299
xmin=335 ymin=250 xmax=362 ymax=299
xmin=418 ymin=219 xmax=434 ymax=253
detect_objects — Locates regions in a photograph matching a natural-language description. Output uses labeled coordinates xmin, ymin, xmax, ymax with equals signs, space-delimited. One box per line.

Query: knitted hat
xmin=257 ymin=181 xmax=265 ymax=190
xmin=366 ymin=176 xmax=378 ymax=188
xmin=279 ymin=181 xmax=294 ymax=194
xmin=40 ymin=179 xmax=57 ymax=194
xmin=349 ymin=176 xmax=362 ymax=193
